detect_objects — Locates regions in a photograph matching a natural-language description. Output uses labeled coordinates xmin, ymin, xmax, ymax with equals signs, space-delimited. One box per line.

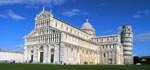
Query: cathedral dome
xmin=81 ymin=19 xmax=94 ymax=30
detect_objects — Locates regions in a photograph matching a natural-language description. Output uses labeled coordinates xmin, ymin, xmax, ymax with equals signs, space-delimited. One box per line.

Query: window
xmin=86 ymin=51 xmax=88 ymax=54
xmin=31 ymin=50 xmax=34 ymax=53
xmin=47 ymin=22 xmax=48 ymax=26
xmin=71 ymin=48 xmax=73 ymax=52
xmin=61 ymin=24 xmax=63 ymax=29
xmin=104 ymin=53 xmax=105 ymax=57
xmin=113 ymin=44 xmax=115 ymax=48
xmin=113 ymin=38 xmax=115 ymax=41
xmin=128 ymin=33 xmax=130 ymax=36
xmin=66 ymin=27 xmax=68 ymax=31
xmin=128 ymin=28 xmax=131 ymax=31
xmin=77 ymin=49 xmax=79 ymax=53
xmin=55 ymin=22 xmax=57 ymax=27
xmin=111 ymin=45 xmax=113 ymax=49
xmin=75 ymin=30 xmax=76 ymax=34
xmin=70 ymin=29 xmax=72 ymax=33
xmin=82 ymin=50 xmax=84 ymax=53
xmin=66 ymin=34 xmax=67 ymax=38
xmin=52 ymin=30 xmax=55 ymax=33
xmin=107 ymin=38 xmax=109 ymax=41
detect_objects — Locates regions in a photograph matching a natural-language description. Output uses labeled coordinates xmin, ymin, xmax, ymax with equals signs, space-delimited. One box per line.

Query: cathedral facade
xmin=24 ymin=8 xmax=133 ymax=65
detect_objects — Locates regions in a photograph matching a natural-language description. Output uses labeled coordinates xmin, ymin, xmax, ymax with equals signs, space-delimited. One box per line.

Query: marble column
xmin=43 ymin=45 xmax=48 ymax=63
xmin=54 ymin=44 xmax=60 ymax=64
xmin=47 ymin=45 xmax=51 ymax=63
xmin=33 ymin=46 xmax=38 ymax=63
xmin=24 ymin=46 xmax=28 ymax=63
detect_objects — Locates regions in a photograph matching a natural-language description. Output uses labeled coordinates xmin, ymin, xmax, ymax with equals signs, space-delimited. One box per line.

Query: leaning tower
xmin=121 ymin=25 xmax=133 ymax=65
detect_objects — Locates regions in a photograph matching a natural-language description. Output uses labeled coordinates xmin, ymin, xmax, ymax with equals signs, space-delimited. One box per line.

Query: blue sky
xmin=0 ymin=0 xmax=150 ymax=56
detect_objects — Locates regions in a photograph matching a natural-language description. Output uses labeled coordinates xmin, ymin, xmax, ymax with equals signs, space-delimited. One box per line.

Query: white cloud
xmin=51 ymin=0 xmax=65 ymax=6
xmin=133 ymin=54 xmax=139 ymax=56
xmin=0 ymin=10 xmax=25 ymax=21
xmin=132 ymin=14 xmax=142 ymax=19
xmin=103 ymin=26 xmax=122 ymax=34
xmin=62 ymin=9 xmax=80 ymax=17
xmin=16 ymin=44 xmax=24 ymax=49
xmin=144 ymin=9 xmax=150 ymax=16
xmin=7 ymin=10 xmax=25 ymax=21
xmin=0 ymin=14 xmax=7 ymax=18
xmin=117 ymin=26 xmax=122 ymax=32
xmin=0 ymin=0 xmax=23 ymax=5
xmin=133 ymin=9 xmax=150 ymax=19
xmin=134 ymin=32 xmax=150 ymax=41
xmin=97 ymin=3 xmax=105 ymax=7
xmin=10 ymin=44 xmax=24 ymax=51
xmin=25 ymin=5 xmax=39 ymax=9
xmin=83 ymin=12 xmax=88 ymax=15
xmin=103 ymin=30 xmax=115 ymax=34
xmin=0 ymin=0 xmax=66 ymax=6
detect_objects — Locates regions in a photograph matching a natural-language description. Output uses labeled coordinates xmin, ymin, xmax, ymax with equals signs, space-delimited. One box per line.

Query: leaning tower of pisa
xmin=121 ymin=25 xmax=133 ymax=65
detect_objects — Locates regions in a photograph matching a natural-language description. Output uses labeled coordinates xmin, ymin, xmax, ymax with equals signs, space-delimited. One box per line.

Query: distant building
xmin=133 ymin=56 xmax=140 ymax=64
xmin=0 ymin=49 xmax=24 ymax=63
xmin=134 ymin=56 xmax=150 ymax=65
xmin=140 ymin=56 xmax=150 ymax=65
xmin=24 ymin=7 xmax=133 ymax=65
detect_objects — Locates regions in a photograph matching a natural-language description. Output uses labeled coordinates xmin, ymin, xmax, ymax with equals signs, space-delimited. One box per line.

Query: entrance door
xmin=50 ymin=48 xmax=54 ymax=63
xmin=109 ymin=59 xmax=112 ymax=64
xmin=31 ymin=55 xmax=33 ymax=62
xmin=51 ymin=54 xmax=54 ymax=63
xmin=40 ymin=52 xmax=44 ymax=63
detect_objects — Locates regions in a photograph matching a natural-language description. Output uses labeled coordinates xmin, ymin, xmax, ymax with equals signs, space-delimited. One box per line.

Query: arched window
xmin=104 ymin=53 xmax=105 ymax=57
xmin=31 ymin=50 xmax=34 ymax=53
xmin=55 ymin=22 xmax=57 ymax=27
xmin=51 ymin=48 xmax=54 ymax=53
xmin=61 ymin=24 xmax=63 ymax=29
xmin=40 ymin=46 xmax=44 ymax=50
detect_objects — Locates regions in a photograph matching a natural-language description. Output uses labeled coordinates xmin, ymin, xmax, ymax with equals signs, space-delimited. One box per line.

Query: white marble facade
xmin=24 ymin=8 xmax=133 ymax=65
xmin=0 ymin=50 xmax=23 ymax=63
xmin=93 ymin=35 xmax=124 ymax=64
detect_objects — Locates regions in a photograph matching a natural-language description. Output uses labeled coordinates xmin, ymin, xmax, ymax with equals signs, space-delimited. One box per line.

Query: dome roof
xmin=81 ymin=19 xmax=94 ymax=30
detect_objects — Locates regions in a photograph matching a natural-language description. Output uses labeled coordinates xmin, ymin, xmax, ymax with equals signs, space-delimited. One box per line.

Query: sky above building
xmin=0 ymin=0 xmax=150 ymax=56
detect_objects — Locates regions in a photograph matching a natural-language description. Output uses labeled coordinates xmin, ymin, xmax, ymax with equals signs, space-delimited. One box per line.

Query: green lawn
xmin=0 ymin=64 xmax=150 ymax=70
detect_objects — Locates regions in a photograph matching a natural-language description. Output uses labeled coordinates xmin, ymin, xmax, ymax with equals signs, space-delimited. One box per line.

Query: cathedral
xmin=24 ymin=7 xmax=133 ymax=65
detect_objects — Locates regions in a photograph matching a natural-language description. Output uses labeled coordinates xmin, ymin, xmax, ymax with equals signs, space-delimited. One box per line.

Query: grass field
xmin=0 ymin=64 xmax=150 ymax=70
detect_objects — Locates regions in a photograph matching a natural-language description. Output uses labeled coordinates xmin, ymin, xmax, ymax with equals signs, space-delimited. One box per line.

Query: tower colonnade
xmin=121 ymin=25 xmax=133 ymax=65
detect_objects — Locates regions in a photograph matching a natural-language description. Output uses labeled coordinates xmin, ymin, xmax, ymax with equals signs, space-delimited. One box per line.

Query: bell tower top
xmin=86 ymin=19 xmax=88 ymax=22
xmin=42 ymin=6 xmax=45 ymax=11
